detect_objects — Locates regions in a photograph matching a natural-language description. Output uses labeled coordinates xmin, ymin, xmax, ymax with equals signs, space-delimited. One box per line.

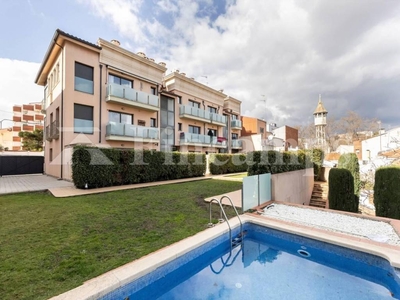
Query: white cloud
xmin=0 ymin=58 xmax=43 ymax=127
xmin=79 ymin=0 xmax=400 ymax=128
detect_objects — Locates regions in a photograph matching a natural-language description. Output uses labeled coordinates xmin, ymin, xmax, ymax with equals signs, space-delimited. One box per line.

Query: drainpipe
xmin=99 ymin=64 xmax=103 ymax=143
xmin=54 ymin=41 xmax=64 ymax=179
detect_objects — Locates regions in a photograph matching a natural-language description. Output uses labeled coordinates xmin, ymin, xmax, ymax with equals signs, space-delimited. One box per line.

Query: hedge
xmin=209 ymin=153 xmax=248 ymax=175
xmin=374 ymin=166 xmax=400 ymax=220
xmin=247 ymin=150 xmax=312 ymax=176
xmin=338 ymin=153 xmax=360 ymax=197
xmin=72 ymin=146 xmax=206 ymax=189
xmin=328 ymin=168 xmax=358 ymax=213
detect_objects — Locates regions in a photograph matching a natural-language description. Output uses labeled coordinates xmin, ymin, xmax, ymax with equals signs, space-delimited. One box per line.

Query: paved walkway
xmin=0 ymin=173 xmax=244 ymax=208
xmin=0 ymin=174 xmax=74 ymax=195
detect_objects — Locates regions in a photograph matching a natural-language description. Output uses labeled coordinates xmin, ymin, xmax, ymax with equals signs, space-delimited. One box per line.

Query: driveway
xmin=0 ymin=174 xmax=74 ymax=195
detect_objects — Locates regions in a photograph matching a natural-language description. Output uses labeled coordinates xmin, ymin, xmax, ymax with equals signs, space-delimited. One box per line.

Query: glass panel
xmin=124 ymin=87 xmax=136 ymax=101
xmin=109 ymin=74 xmax=120 ymax=85
xmin=149 ymin=94 xmax=159 ymax=106
xmin=168 ymin=112 xmax=174 ymax=126
xmin=75 ymin=77 xmax=94 ymax=94
xmin=74 ymin=119 xmax=93 ymax=134
xmin=120 ymin=113 xmax=132 ymax=124
xmin=259 ymin=173 xmax=272 ymax=204
xmin=137 ymin=91 xmax=148 ymax=103
xmin=121 ymin=78 xmax=132 ymax=88
xmin=109 ymin=111 xmax=120 ymax=123
xmin=167 ymin=98 xmax=174 ymax=111
xmin=74 ymin=104 xmax=93 ymax=120
xmin=243 ymin=175 xmax=259 ymax=211
xmin=75 ymin=62 xmax=93 ymax=81
xmin=160 ymin=111 xmax=168 ymax=127
xmin=124 ymin=124 xmax=136 ymax=137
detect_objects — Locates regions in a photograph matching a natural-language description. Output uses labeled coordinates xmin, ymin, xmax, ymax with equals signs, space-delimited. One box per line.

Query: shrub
xmin=72 ymin=146 xmax=206 ymax=189
xmin=338 ymin=153 xmax=361 ymax=196
xmin=328 ymin=168 xmax=358 ymax=213
xmin=306 ymin=148 xmax=324 ymax=180
xmin=209 ymin=153 xmax=248 ymax=175
xmin=247 ymin=150 xmax=312 ymax=176
xmin=374 ymin=166 xmax=400 ymax=220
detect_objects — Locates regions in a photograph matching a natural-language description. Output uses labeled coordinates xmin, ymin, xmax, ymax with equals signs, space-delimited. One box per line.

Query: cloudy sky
xmin=1 ymin=0 xmax=399 ymax=130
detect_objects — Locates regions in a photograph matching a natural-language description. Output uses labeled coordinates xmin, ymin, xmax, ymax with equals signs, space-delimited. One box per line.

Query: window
xmin=150 ymin=118 xmax=157 ymax=128
xmin=151 ymin=87 xmax=156 ymax=95
xmin=138 ymin=120 xmax=146 ymax=126
xmin=75 ymin=62 xmax=94 ymax=94
xmin=109 ymin=111 xmax=132 ymax=124
xmin=232 ymin=133 xmax=238 ymax=140
xmin=231 ymin=114 xmax=238 ymax=120
xmin=260 ymin=127 xmax=264 ymax=134
xmin=109 ymin=74 xmax=132 ymax=88
xmin=178 ymin=123 xmax=182 ymax=131
xmin=208 ymin=106 xmax=217 ymax=114
xmin=189 ymin=100 xmax=200 ymax=108
xmin=74 ymin=104 xmax=93 ymax=134
xmin=189 ymin=125 xmax=200 ymax=134
xmin=178 ymin=96 xmax=182 ymax=104
xmin=49 ymin=148 xmax=53 ymax=162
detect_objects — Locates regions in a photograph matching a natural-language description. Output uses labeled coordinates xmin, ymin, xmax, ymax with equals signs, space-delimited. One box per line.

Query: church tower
xmin=313 ymin=95 xmax=328 ymax=148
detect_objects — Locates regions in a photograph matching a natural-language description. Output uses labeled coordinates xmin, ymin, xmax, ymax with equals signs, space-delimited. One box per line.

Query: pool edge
xmin=48 ymin=215 xmax=400 ymax=300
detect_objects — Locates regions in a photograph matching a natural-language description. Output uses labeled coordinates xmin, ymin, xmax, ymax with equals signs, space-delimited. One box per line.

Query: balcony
xmin=231 ymin=139 xmax=242 ymax=149
xmin=179 ymin=105 xmax=226 ymax=126
xmin=179 ymin=132 xmax=227 ymax=148
xmin=106 ymin=83 xmax=159 ymax=112
xmin=105 ymin=122 xmax=159 ymax=143
xmin=231 ymin=119 xmax=242 ymax=130
xmin=45 ymin=120 xmax=59 ymax=141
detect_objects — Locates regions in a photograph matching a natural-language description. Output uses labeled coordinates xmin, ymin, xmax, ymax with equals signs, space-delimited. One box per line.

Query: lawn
xmin=224 ymin=172 xmax=247 ymax=179
xmin=0 ymin=179 xmax=242 ymax=300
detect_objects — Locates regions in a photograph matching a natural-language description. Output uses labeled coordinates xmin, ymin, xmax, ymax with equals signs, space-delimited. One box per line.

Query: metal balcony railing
xmin=231 ymin=119 xmax=242 ymax=129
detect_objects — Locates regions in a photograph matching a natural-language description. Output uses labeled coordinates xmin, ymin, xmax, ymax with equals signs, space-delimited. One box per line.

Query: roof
xmin=313 ymin=97 xmax=328 ymax=114
xmin=35 ymin=29 xmax=101 ymax=85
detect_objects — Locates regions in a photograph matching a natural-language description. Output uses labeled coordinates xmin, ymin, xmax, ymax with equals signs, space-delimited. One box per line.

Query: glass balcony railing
xmin=107 ymin=84 xmax=159 ymax=109
xmin=231 ymin=119 xmax=242 ymax=129
xmin=179 ymin=105 xmax=226 ymax=125
xmin=179 ymin=132 xmax=227 ymax=147
xmin=106 ymin=122 xmax=159 ymax=140
xmin=231 ymin=139 xmax=242 ymax=148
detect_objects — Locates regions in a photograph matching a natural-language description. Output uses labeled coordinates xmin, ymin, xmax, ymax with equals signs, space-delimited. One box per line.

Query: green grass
xmin=224 ymin=172 xmax=247 ymax=179
xmin=0 ymin=179 xmax=242 ymax=300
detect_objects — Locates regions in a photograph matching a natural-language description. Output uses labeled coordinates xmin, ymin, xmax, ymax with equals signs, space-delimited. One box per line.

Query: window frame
xmin=188 ymin=100 xmax=200 ymax=108
xmin=108 ymin=110 xmax=133 ymax=124
xmin=189 ymin=125 xmax=201 ymax=134
xmin=74 ymin=103 xmax=94 ymax=134
xmin=74 ymin=62 xmax=94 ymax=94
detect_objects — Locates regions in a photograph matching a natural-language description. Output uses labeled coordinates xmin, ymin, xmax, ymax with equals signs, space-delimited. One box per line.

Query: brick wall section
xmin=285 ymin=126 xmax=299 ymax=148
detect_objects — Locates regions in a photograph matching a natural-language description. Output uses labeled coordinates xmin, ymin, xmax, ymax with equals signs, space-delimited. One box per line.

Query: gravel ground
xmin=262 ymin=203 xmax=400 ymax=246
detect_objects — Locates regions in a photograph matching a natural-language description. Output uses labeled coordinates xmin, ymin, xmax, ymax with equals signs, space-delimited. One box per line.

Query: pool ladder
xmin=208 ymin=195 xmax=243 ymax=250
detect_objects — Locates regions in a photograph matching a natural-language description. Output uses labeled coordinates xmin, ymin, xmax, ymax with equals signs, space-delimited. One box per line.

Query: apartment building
xmin=35 ymin=29 xmax=243 ymax=180
xmin=10 ymin=103 xmax=44 ymax=151
xmin=163 ymin=72 xmax=242 ymax=153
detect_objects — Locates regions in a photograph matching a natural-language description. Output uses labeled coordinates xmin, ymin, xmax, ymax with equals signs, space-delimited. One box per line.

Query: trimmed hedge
xmin=374 ymin=166 xmax=400 ymax=220
xmin=247 ymin=150 xmax=312 ymax=176
xmin=338 ymin=153 xmax=361 ymax=197
xmin=328 ymin=168 xmax=358 ymax=213
xmin=209 ymin=153 xmax=248 ymax=175
xmin=72 ymin=146 xmax=206 ymax=189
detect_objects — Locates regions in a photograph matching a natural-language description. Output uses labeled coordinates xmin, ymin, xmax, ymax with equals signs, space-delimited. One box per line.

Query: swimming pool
xmin=98 ymin=221 xmax=400 ymax=299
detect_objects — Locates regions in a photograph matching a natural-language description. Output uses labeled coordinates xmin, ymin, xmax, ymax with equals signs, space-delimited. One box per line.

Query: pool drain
xmin=297 ymin=249 xmax=311 ymax=258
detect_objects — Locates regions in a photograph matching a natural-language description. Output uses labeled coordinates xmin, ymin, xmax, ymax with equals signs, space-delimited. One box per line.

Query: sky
xmin=0 ymin=0 xmax=399 ymax=130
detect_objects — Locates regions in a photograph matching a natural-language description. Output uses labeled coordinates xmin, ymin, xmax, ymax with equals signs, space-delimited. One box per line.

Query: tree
xmin=18 ymin=129 xmax=43 ymax=151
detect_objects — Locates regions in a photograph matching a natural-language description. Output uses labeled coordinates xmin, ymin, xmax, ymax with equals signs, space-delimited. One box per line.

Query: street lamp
xmin=0 ymin=119 xmax=13 ymax=129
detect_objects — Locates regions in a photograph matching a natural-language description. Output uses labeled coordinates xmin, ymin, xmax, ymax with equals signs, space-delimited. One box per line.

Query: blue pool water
xmin=100 ymin=223 xmax=400 ymax=300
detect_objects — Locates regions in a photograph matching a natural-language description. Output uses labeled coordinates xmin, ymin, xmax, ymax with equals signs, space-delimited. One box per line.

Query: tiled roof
xmin=56 ymin=29 xmax=101 ymax=50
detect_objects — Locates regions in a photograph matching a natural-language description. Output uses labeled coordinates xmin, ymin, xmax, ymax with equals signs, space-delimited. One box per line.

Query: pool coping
xmin=48 ymin=214 xmax=400 ymax=300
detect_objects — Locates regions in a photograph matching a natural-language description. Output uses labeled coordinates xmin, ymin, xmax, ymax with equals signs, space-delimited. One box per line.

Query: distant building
xmin=0 ymin=128 xmax=13 ymax=150
xmin=11 ymin=103 xmax=44 ymax=151
xmin=272 ymin=125 xmax=299 ymax=151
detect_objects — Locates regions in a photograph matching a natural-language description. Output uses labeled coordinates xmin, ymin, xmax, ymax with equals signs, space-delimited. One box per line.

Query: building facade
xmin=35 ymin=29 xmax=243 ymax=180
xmin=9 ymin=103 xmax=44 ymax=151
xmin=163 ymin=72 xmax=242 ymax=153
